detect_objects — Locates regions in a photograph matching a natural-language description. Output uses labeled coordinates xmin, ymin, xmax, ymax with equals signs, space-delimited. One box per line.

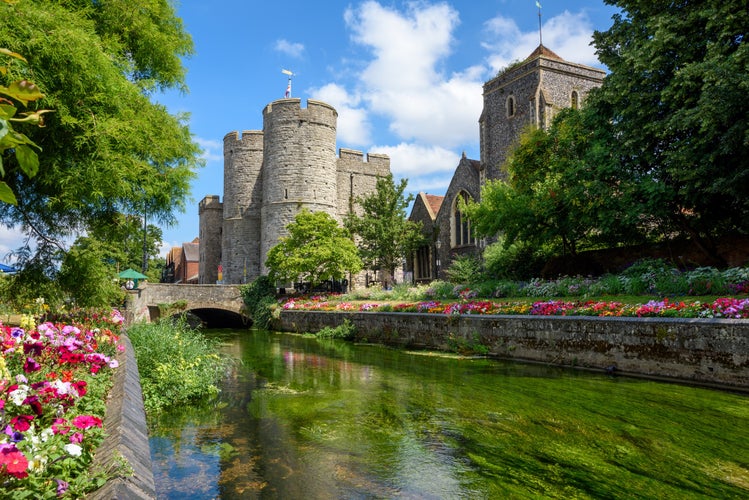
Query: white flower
xmin=9 ymin=385 xmax=29 ymax=406
xmin=64 ymin=444 xmax=82 ymax=457
xmin=40 ymin=427 xmax=54 ymax=443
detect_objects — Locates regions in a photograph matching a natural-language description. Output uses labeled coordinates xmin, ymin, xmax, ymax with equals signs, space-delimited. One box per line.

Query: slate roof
xmin=182 ymin=241 xmax=199 ymax=263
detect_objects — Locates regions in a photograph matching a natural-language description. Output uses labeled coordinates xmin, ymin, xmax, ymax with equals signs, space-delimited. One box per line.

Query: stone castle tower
xmin=199 ymin=98 xmax=391 ymax=285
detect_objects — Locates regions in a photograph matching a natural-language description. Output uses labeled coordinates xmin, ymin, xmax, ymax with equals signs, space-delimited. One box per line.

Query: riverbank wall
xmin=275 ymin=311 xmax=749 ymax=390
xmin=90 ymin=334 xmax=156 ymax=499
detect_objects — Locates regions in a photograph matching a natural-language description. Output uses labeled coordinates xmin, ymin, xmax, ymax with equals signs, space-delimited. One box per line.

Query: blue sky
xmin=2 ymin=1 xmax=620 ymax=260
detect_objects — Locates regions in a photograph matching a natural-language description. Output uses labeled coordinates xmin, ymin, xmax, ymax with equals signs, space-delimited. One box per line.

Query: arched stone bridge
xmin=123 ymin=283 xmax=249 ymax=327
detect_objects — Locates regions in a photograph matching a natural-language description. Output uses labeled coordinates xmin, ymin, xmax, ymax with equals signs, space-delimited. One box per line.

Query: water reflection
xmin=149 ymin=329 xmax=749 ymax=499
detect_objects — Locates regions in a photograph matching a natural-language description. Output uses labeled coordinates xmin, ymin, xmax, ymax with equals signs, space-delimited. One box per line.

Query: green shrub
xmin=127 ymin=317 xmax=229 ymax=413
xmin=685 ymin=267 xmax=727 ymax=295
xmin=423 ymin=280 xmax=456 ymax=300
xmin=316 ymin=319 xmax=356 ymax=340
xmin=239 ymin=275 xmax=277 ymax=329
xmin=445 ymin=254 xmax=484 ymax=284
xmin=483 ymin=240 xmax=548 ymax=280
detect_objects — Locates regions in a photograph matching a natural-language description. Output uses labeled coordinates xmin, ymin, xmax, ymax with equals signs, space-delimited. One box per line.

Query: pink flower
xmin=71 ymin=415 xmax=102 ymax=430
xmin=69 ymin=432 xmax=84 ymax=444
xmin=52 ymin=418 xmax=70 ymax=435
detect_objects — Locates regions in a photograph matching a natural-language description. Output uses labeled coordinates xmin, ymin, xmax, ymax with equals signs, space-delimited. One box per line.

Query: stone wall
xmin=275 ymin=310 xmax=749 ymax=390
xmin=90 ymin=334 xmax=155 ymax=499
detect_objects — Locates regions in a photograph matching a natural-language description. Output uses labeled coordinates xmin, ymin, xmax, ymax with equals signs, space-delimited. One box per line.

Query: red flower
xmin=10 ymin=415 xmax=34 ymax=432
xmin=72 ymin=380 xmax=87 ymax=397
xmin=0 ymin=445 xmax=29 ymax=479
xmin=23 ymin=357 xmax=41 ymax=373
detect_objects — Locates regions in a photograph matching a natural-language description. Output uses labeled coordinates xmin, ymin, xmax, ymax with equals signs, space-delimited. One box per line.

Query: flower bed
xmin=0 ymin=309 xmax=124 ymax=498
xmin=280 ymin=296 xmax=749 ymax=319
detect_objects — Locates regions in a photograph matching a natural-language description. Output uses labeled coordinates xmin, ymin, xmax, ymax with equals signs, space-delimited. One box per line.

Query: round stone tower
xmin=260 ymin=98 xmax=338 ymax=273
xmin=222 ymin=130 xmax=264 ymax=283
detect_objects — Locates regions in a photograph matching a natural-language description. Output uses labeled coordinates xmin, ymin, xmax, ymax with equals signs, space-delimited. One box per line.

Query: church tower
xmin=479 ymin=45 xmax=606 ymax=183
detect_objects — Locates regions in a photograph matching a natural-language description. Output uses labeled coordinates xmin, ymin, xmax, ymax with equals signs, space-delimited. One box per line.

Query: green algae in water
xmin=149 ymin=329 xmax=749 ymax=499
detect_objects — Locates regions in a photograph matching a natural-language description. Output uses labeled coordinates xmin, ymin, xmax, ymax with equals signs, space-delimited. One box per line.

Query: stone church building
xmin=407 ymin=45 xmax=606 ymax=282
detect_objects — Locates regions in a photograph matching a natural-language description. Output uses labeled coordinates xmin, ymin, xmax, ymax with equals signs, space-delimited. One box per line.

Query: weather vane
xmin=536 ymin=1 xmax=543 ymax=46
xmin=281 ymin=69 xmax=294 ymax=98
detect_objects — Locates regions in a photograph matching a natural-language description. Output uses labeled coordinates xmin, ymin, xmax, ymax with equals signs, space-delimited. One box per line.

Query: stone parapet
xmin=275 ymin=311 xmax=749 ymax=390
xmin=90 ymin=334 xmax=155 ymax=499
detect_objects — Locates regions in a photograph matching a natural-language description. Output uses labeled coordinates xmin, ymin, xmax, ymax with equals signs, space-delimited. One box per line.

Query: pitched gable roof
xmin=524 ymin=44 xmax=564 ymax=62
xmin=182 ymin=241 xmax=199 ymax=262
xmin=424 ymin=194 xmax=444 ymax=219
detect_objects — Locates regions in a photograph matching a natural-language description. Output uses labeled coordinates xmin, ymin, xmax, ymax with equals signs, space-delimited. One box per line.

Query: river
xmin=148 ymin=328 xmax=749 ymax=499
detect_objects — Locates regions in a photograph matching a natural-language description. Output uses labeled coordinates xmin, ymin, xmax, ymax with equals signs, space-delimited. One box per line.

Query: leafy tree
xmin=590 ymin=0 xmax=749 ymax=263
xmin=58 ymin=237 xmax=124 ymax=308
xmin=266 ymin=210 xmax=362 ymax=288
xmin=464 ymin=109 xmax=642 ymax=258
xmin=0 ymin=46 xmax=49 ymax=205
xmin=0 ymin=0 xmax=200 ymax=269
xmin=345 ymin=174 xmax=423 ymax=288
xmin=88 ymin=213 xmax=163 ymax=273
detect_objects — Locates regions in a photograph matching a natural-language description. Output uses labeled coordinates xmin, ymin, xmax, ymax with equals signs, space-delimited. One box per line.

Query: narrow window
xmin=284 ymin=188 xmax=288 ymax=199
xmin=452 ymin=192 xmax=475 ymax=247
xmin=507 ymin=95 xmax=516 ymax=117
xmin=571 ymin=91 xmax=579 ymax=109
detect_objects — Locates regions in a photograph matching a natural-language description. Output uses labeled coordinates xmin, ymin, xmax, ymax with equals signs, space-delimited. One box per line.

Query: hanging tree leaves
xmin=0 ymin=0 xmax=201 ymax=265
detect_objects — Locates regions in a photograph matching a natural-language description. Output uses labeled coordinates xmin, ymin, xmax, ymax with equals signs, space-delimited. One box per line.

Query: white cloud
xmin=0 ymin=226 xmax=25 ymax=263
xmin=483 ymin=10 xmax=601 ymax=72
xmin=372 ymin=142 xmax=460 ymax=184
xmin=274 ymin=39 xmax=305 ymax=59
xmin=308 ymin=83 xmax=372 ymax=146
xmin=195 ymin=137 xmax=223 ymax=163
xmin=343 ymin=1 xmax=484 ymax=148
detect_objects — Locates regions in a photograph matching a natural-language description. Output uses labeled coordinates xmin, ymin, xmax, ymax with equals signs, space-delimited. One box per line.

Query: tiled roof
xmin=182 ymin=241 xmax=200 ymax=262
xmin=425 ymin=194 xmax=444 ymax=217
xmin=524 ymin=44 xmax=564 ymax=62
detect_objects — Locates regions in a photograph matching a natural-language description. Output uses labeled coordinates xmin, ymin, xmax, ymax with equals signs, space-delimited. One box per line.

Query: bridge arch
xmin=124 ymin=283 xmax=249 ymax=328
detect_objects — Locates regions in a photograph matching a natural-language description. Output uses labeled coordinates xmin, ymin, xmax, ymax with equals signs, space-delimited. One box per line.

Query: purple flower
xmin=23 ymin=357 xmax=41 ymax=373
xmin=55 ymin=479 xmax=69 ymax=497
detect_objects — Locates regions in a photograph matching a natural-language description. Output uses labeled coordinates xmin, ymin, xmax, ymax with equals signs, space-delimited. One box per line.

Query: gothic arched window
xmin=452 ymin=192 xmax=475 ymax=247
xmin=506 ymin=95 xmax=516 ymax=118
xmin=571 ymin=90 xmax=579 ymax=109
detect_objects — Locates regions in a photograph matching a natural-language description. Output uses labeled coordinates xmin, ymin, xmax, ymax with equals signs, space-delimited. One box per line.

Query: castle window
xmin=571 ymin=91 xmax=579 ymax=109
xmin=284 ymin=188 xmax=288 ymax=199
xmin=452 ymin=191 xmax=475 ymax=247
xmin=506 ymin=95 xmax=516 ymax=118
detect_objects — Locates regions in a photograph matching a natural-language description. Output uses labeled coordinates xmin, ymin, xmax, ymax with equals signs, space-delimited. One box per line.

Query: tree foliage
xmin=590 ymin=0 xmax=749 ymax=261
xmin=58 ymin=237 xmax=124 ymax=308
xmin=266 ymin=210 xmax=362 ymax=288
xmin=467 ymin=1 xmax=747 ymax=268
xmin=465 ymin=109 xmax=643 ymax=257
xmin=345 ymin=174 xmax=423 ymax=287
xmin=0 ymin=0 xmax=200 ymax=266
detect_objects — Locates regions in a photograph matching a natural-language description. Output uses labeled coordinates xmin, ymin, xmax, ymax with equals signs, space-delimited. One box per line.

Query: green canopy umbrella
xmin=118 ymin=268 xmax=148 ymax=288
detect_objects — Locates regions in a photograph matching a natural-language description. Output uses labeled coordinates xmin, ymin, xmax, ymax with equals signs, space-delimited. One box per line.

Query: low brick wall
xmin=90 ymin=334 xmax=155 ymax=499
xmin=276 ymin=311 xmax=749 ymax=390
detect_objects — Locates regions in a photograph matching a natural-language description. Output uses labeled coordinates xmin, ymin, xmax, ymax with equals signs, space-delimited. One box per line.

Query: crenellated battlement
xmin=223 ymin=130 xmax=263 ymax=149
xmin=198 ymin=195 xmax=222 ymax=212
xmin=263 ymin=98 xmax=338 ymax=125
